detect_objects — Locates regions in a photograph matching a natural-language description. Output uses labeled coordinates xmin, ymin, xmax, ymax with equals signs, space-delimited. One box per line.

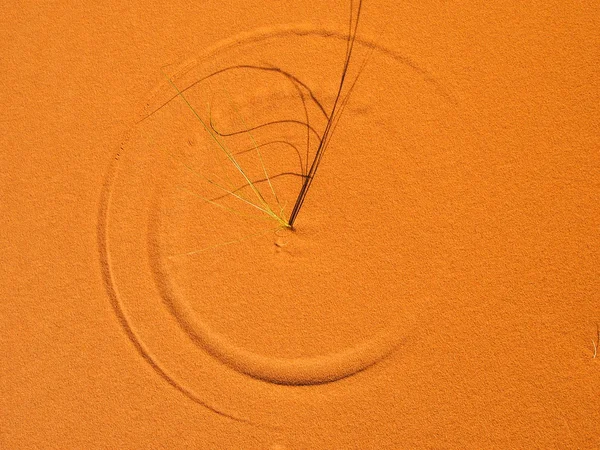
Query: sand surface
xmin=1 ymin=1 xmax=599 ymax=448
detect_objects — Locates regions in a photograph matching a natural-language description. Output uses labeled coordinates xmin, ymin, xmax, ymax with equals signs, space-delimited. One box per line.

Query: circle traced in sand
xmin=100 ymin=25 xmax=458 ymax=425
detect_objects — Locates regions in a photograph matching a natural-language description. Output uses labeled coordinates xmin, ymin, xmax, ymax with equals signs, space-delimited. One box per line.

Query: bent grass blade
xmin=163 ymin=70 xmax=291 ymax=229
xmin=151 ymin=70 xmax=298 ymax=259
xmin=287 ymin=0 xmax=368 ymax=226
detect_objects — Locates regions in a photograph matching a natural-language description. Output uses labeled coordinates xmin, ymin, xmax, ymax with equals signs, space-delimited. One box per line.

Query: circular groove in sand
xmin=101 ymin=24 xmax=454 ymax=416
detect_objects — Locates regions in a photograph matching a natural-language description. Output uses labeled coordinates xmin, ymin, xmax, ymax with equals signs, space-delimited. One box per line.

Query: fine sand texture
xmin=1 ymin=1 xmax=599 ymax=448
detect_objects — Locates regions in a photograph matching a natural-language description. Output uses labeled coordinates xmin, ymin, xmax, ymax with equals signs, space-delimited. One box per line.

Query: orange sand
xmin=1 ymin=1 xmax=599 ymax=448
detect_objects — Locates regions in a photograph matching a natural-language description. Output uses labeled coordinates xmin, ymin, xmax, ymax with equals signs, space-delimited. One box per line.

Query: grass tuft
xmin=160 ymin=0 xmax=370 ymax=253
